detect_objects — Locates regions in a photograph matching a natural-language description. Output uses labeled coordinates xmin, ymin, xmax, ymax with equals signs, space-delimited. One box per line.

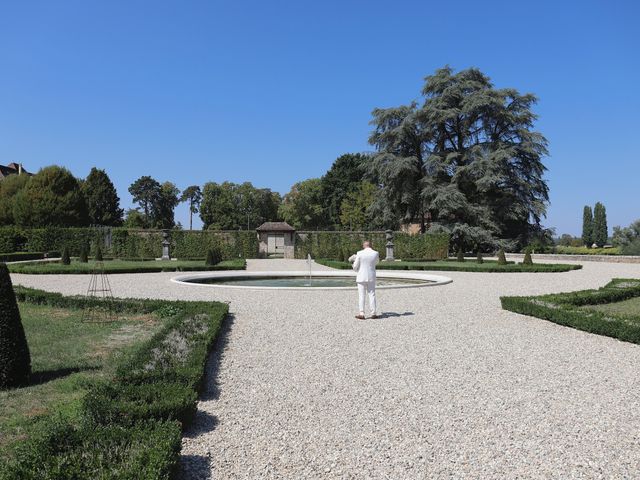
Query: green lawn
xmin=315 ymin=258 xmax=582 ymax=273
xmin=501 ymin=279 xmax=640 ymax=344
xmin=0 ymin=303 xmax=161 ymax=461
xmin=581 ymin=295 xmax=640 ymax=316
xmin=8 ymin=258 xmax=246 ymax=274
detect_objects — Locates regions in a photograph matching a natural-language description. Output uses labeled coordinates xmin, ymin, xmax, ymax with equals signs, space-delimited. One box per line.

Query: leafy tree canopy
xmin=279 ymin=178 xmax=325 ymax=230
xmin=200 ymin=181 xmax=281 ymax=230
xmin=180 ymin=185 xmax=202 ymax=230
xmin=123 ymin=209 xmax=147 ymax=229
xmin=365 ymin=66 xmax=549 ymax=250
xmin=128 ymin=176 xmax=161 ymax=227
xmin=339 ymin=181 xmax=378 ymax=231
xmin=320 ymin=153 xmax=367 ymax=228
xmin=13 ymin=166 xmax=89 ymax=227
xmin=0 ymin=173 xmax=30 ymax=225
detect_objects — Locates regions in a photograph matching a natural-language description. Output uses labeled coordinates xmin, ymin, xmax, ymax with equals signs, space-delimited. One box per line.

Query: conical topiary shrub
xmin=456 ymin=248 xmax=465 ymax=262
xmin=79 ymin=244 xmax=89 ymax=263
xmin=205 ymin=246 xmax=222 ymax=266
xmin=61 ymin=247 xmax=71 ymax=265
xmin=523 ymin=250 xmax=533 ymax=265
xmin=497 ymin=248 xmax=507 ymax=265
xmin=95 ymin=245 xmax=103 ymax=262
xmin=0 ymin=263 xmax=31 ymax=389
xmin=477 ymin=251 xmax=484 ymax=264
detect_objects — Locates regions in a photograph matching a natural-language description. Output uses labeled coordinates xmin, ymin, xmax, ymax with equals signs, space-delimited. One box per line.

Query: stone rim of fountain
xmin=171 ymin=270 xmax=453 ymax=291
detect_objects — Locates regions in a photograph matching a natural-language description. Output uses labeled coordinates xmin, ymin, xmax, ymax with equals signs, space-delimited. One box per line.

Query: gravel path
xmin=11 ymin=259 xmax=640 ymax=479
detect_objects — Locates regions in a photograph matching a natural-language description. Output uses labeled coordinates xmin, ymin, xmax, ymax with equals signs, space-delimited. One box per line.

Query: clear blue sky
xmin=1 ymin=0 xmax=638 ymax=233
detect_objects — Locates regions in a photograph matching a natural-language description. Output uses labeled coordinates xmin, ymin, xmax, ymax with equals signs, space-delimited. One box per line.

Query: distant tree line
xmin=1 ymin=66 xmax=559 ymax=249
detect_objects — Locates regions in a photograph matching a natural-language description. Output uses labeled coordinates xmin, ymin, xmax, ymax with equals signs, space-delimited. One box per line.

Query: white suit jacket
xmin=351 ymin=247 xmax=379 ymax=283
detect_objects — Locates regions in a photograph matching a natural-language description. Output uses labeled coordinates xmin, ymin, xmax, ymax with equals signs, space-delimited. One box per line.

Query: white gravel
xmin=11 ymin=259 xmax=640 ymax=479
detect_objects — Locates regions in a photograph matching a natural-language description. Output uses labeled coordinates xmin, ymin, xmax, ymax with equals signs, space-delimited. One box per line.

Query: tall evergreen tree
xmin=82 ymin=167 xmax=123 ymax=226
xmin=582 ymin=205 xmax=593 ymax=247
xmin=0 ymin=263 xmax=31 ymax=389
xmin=180 ymin=185 xmax=202 ymax=230
xmin=366 ymin=66 xmax=549 ymax=250
xmin=13 ymin=166 xmax=89 ymax=227
xmin=593 ymin=202 xmax=608 ymax=247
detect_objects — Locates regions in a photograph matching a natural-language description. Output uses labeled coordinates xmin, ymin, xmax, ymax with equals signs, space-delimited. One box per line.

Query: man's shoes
xmin=370 ymin=314 xmax=379 ymax=319
xmin=355 ymin=314 xmax=365 ymax=320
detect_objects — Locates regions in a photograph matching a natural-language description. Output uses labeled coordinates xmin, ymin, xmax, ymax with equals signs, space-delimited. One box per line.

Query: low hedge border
xmin=7 ymin=258 xmax=247 ymax=274
xmin=0 ymin=251 xmax=60 ymax=262
xmin=314 ymin=258 xmax=582 ymax=273
xmin=500 ymin=278 xmax=640 ymax=344
xmin=1 ymin=288 xmax=229 ymax=479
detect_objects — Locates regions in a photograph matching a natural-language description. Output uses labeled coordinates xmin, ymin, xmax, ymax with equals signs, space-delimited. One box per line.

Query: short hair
xmin=363 ymin=240 xmax=371 ymax=248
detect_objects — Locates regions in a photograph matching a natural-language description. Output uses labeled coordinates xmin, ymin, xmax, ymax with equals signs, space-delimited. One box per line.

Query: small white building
xmin=256 ymin=222 xmax=296 ymax=258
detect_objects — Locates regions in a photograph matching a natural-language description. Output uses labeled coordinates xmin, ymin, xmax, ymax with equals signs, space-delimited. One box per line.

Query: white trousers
xmin=357 ymin=281 xmax=377 ymax=315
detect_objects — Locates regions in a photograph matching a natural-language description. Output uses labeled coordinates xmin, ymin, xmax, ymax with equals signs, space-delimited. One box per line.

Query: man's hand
xmin=348 ymin=254 xmax=357 ymax=263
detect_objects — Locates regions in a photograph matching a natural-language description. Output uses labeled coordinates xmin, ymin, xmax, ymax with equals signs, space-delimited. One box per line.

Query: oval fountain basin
xmin=171 ymin=271 xmax=452 ymax=290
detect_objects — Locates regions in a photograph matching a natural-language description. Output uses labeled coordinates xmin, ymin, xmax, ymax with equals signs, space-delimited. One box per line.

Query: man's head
xmin=363 ymin=240 xmax=371 ymax=249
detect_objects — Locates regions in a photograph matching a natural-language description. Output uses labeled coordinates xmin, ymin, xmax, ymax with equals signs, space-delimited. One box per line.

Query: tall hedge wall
xmin=295 ymin=231 xmax=449 ymax=261
xmin=0 ymin=227 xmax=448 ymax=261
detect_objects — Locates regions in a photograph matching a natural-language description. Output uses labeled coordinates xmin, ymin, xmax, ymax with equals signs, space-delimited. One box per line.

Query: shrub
xmin=0 ymin=263 xmax=31 ymax=389
xmin=95 ymin=245 xmax=104 ymax=261
xmin=501 ymin=279 xmax=640 ymax=345
xmin=313 ymin=258 xmax=581 ymax=273
xmin=0 ymin=252 xmax=59 ymax=263
xmin=79 ymin=244 xmax=89 ymax=263
xmin=622 ymin=239 xmax=640 ymax=256
xmin=456 ymin=248 xmax=465 ymax=262
xmin=61 ymin=246 xmax=71 ymax=265
xmin=2 ymin=418 xmax=181 ymax=479
xmin=554 ymin=246 xmax=621 ymax=255
xmin=522 ymin=251 xmax=533 ymax=265
xmin=476 ymin=251 xmax=483 ymax=264
xmin=84 ymin=381 xmax=198 ymax=426
xmin=497 ymin=248 xmax=507 ymax=265
xmin=209 ymin=246 xmax=223 ymax=266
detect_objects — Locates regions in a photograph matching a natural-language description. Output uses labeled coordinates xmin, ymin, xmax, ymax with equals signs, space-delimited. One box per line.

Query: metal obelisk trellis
xmin=82 ymin=225 xmax=116 ymax=323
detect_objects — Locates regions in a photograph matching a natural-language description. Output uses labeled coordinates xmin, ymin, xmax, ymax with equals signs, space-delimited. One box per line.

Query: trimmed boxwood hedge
xmin=1 ymin=287 xmax=229 ymax=478
xmin=8 ymin=258 xmax=247 ymax=275
xmin=0 ymin=251 xmax=59 ymax=262
xmin=314 ymin=258 xmax=582 ymax=273
xmin=1 ymin=418 xmax=182 ymax=480
xmin=500 ymin=278 xmax=640 ymax=344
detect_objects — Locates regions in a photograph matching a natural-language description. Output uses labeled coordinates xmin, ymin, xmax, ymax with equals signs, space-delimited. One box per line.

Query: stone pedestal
xmin=161 ymin=229 xmax=171 ymax=260
xmin=384 ymin=229 xmax=395 ymax=261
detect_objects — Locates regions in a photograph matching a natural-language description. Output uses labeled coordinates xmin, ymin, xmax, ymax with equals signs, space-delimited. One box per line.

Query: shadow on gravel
xmin=378 ymin=311 xmax=415 ymax=319
xmin=180 ymin=455 xmax=212 ymax=480
xmin=199 ymin=313 xmax=235 ymax=402
xmin=180 ymin=313 xmax=235 ymax=479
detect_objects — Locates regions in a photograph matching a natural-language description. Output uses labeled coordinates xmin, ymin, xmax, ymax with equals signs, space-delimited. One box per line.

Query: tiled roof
xmin=256 ymin=222 xmax=296 ymax=232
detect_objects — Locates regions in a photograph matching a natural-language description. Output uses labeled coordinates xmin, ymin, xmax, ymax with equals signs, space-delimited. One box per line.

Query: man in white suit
xmin=349 ymin=241 xmax=379 ymax=319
